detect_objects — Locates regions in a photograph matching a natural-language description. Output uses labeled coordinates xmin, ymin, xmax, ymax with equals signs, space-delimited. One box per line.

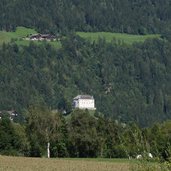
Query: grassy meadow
xmin=77 ymin=32 xmax=161 ymax=44
xmin=0 ymin=156 xmax=171 ymax=171
xmin=0 ymin=156 xmax=130 ymax=171
xmin=0 ymin=27 xmax=161 ymax=48
xmin=0 ymin=156 xmax=170 ymax=171
xmin=0 ymin=27 xmax=36 ymax=44
xmin=0 ymin=27 xmax=61 ymax=48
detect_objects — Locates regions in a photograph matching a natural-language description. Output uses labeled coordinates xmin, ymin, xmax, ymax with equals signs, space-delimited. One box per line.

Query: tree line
xmin=0 ymin=0 xmax=171 ymax=34
xmin=1 ymin=106 xmax=171 ymax=161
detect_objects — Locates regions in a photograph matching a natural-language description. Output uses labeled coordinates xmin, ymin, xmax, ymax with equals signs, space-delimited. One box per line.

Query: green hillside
xmin=0 ymin=34 xmax=170 ymax=127
xmin=1 ymin=0 xmax=171 ymax=163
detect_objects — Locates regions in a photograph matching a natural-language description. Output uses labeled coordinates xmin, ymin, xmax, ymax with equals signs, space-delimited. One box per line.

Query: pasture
xmin=0 ymin=156 xmax=130 ymax=171
xmin=77 ymin=32 xmax=161 ymax=44
xmin=0 ymin=156 xmax=170 ymax=171
xmin=0 ymin=27 xmax=61 ymax=48
xmin=0 ymin=27 xmax=161 ymax=48
xmin=0 ymin=27 xmax=37 ymax=44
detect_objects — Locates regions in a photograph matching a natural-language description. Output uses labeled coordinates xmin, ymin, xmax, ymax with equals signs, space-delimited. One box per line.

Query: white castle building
xmin=73 ymin=95 xmax=96 ymax=110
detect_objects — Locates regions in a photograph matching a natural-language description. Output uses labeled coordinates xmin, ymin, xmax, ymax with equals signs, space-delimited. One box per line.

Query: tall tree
xmin=26 ymin=105 xmax=63 ymax=158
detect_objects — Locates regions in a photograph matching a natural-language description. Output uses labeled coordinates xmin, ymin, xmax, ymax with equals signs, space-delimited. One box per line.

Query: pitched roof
xmin=73 ymin=95 xmax=94 ymax=100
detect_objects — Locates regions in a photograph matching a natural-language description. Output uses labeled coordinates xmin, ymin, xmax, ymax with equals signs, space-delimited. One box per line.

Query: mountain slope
xmin=1 ymin=36 xmax=171 ymax=126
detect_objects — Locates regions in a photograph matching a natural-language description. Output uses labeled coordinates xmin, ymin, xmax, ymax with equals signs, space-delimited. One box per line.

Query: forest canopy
xmin=0 ymin=36 xmax=171 ymax=127
xmin=1 ymin=0 xmax=171 ymax=127
xmin=0 ymin=0 xmax=171 ymax=34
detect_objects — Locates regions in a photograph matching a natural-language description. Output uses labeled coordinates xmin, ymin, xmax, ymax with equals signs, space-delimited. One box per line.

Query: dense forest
xmin=0 ymin=36 xmax=171 ymax=127
xmin=0 ymin=0 xmax=171 ymax=34
xmin=1 ymin=1 xmax=171 ymax=127
xmin=1 ymin=107 xmax=171 ymax=160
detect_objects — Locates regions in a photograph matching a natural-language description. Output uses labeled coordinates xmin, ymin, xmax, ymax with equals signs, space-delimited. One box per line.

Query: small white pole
xmin=47 ymin=142 xmax=50 ymax=158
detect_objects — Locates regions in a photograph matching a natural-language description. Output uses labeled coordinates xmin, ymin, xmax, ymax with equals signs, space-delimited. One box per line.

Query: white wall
xmin=78 ymin=99 xmax=95 ymax=109
xmin=73 ymin=99 xmax=95 ymax=110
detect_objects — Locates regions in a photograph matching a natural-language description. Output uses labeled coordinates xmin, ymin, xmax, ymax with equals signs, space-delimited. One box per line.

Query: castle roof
xmin=73 ymin=95 xmax=94 ymax=100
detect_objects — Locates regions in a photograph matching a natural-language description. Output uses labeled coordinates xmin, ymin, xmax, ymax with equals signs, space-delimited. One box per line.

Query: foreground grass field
xmin=0 ymin=156 xmax=170 ymax=171
xmin=0 ymin=156 xmax=130 ymax=171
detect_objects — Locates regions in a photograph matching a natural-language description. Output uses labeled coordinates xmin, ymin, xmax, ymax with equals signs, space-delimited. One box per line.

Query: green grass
xmin=77 ymin=32 xmax=161 ymax=44
xmin=64 ymin=157 xmax=132 ymax=163
xmin=0 ymin=156 xmax=130 ymax=171
xmin=15 ymin=39 xmax=62 ymax=48
xmin=12 ymin=26 xmax=37 ymax=37
xmin=0 ymin=26 xmax=37 ymax=44
xmin=1 ymin=156 xmax=168 ymax=171
xmin=0 ymin=27 xmax=61 ymax=48
xmin=0 ymin=27 xmax=161 ymax=48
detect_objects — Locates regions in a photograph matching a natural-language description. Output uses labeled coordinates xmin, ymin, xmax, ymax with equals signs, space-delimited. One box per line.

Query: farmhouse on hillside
xmin=73 ymin=95 xmax=96 ymax=110
xmin=25 ymin=34 xmax=57 ymax=41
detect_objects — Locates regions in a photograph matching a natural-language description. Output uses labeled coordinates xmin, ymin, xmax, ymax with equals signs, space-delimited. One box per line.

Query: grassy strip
xmin=77 ymin=32 xmax=161 ymax=44
xmin=0 ymin=27 xmax=161 ymax=48
xmin=0 ymin=156 xmax=129 ymax=171
xmin=1 ymin=156 xmax=169 ymax=171
xmin=61 ymin=157 xmax=132 ymax=163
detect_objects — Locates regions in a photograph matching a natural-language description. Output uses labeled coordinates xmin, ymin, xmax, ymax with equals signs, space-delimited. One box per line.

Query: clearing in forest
xmin=0 ymin=27 xmax=160 ymax=47
xmin=77 ymin=32 xmax=160 ymax=45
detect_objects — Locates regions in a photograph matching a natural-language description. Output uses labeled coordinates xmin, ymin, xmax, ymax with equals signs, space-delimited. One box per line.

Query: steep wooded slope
xmin=0 ymin=0 xmax=171 ymax=34
xmin=1 ymin=36 xmax=171 ymax=126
